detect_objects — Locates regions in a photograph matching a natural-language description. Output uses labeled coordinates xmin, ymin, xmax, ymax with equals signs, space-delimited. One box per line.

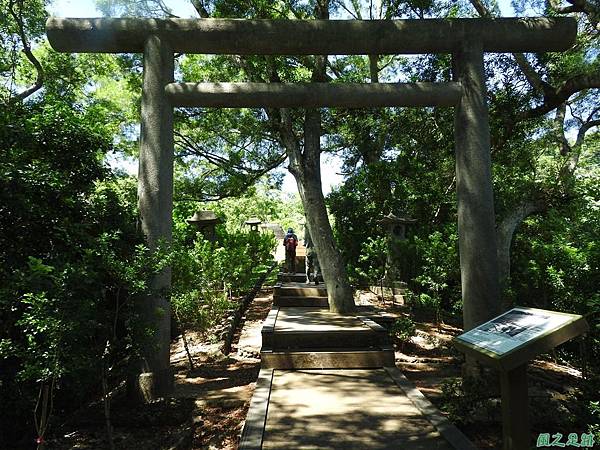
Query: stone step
xmin=261 ymin=307 xmax=393 ymax=369
xmin=260 ymin=347 xmax=395 ymax=369
xmin=280 ymin=259 xmax=306 ymax=274
xmin=262 ymin=309 xmax=391 ymax=349
xmin=264 ymin=330 xmax=389 ymax=350
xmin=273 ymin=284 xmax=327 ymax=298
xmin=277 ymin=272 xmax=307 ymax=282
xmin=273 ymin=296 xmax=329 ymax=307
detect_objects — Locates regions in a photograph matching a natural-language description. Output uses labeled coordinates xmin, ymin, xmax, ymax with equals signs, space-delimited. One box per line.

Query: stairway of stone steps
xmin=261 ymin=267 xmax=395 ymax=369
xmin=276 ymin=272 xmax=307 ymax=283
xmin=261 ymin=306 xmax=395 ymax=369
xmin=273 ymin=281 xmax=329 ymax=307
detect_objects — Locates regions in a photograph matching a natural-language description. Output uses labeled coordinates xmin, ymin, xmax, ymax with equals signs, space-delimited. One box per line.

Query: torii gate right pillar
xmin=453 ymin=42 xmax=501 ymax=332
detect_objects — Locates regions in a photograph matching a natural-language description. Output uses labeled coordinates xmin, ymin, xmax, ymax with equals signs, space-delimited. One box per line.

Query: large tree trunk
xmin=496 ymin=199 xmax=546 ymax=309
xmin=280 ymin=106 xmax=355 ymax=314
xmin=276 ymin=0 xmax=354 ymax=313
xmin=300 ymin=110 xmax=355 ymax=313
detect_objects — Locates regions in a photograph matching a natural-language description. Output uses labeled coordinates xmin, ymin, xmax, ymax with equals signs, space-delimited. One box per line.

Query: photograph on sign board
xmin=458 ymin=308 xmax=572 ymax=356
xmin=479 ymin=310 xmax=547 ymax=339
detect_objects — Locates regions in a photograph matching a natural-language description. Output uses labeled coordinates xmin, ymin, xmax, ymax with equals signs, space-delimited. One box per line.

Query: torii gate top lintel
xmin=46 ymin=17 xmax=575 ymax=55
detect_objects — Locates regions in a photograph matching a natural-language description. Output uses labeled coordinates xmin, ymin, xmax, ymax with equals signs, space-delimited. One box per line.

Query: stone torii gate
xmin=46 ymin=17 xmax=576 ymax=399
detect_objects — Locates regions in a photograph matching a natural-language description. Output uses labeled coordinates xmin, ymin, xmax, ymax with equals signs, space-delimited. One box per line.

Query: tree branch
xmin=554 ymin=103 xmax=571 ymax=156
xmin=467 ymin=0 xmax=490 ymax=17
xmin=575 ymin=118 xmax=600 ymax=147
xmin=190 ymin=0 xmax=210 ymax=18
xmin=497 ymin=198 xmax=547 ymax=305
xmin=279 ymin=108 xmax=302 ymax=177
xmin=155 ymin=0 xmax=178 ymax=18
xmin=560 ymin=117 xmax=600 ymax=176
xmin=175 ymin=131 xmax=285 ymax=175
xmin=554 ymin=0 xmax=600 ymax=28
xmin=520 ymin=72 xmax=600 ymax=120
xmin=512 ymin=53 xmax=554 ymax=96
xmin=8 ymin=0 xmax=44 ymax=102
xmin=333 ymin=0 xmax=360 ymax=18
xmin=468 ymin=0 xmax=600 ymax=127
xmin=467 ymin=0 xmax=553 ymax=98
xmin=586 ymin=105 xmax=600 ymax=122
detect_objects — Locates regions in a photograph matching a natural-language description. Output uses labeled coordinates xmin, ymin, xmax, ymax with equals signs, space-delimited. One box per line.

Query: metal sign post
xmin=500 ymin=363 xmax=529 ymax=450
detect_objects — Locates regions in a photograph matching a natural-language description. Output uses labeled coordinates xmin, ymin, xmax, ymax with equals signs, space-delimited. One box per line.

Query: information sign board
xmin=454 ymin=307 xmax=588 ymax=371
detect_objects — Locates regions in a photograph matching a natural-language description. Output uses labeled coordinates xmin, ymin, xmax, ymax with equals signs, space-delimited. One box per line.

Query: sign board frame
xmin=453 ymin=306 xmax=589 ymax=371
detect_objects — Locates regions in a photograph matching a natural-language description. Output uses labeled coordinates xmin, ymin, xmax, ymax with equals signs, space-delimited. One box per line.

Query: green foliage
xmin=328 ymin=99 xmax=457 ymax=288
xmin=355 ymin=236 xmax=388 ymax=282
xmin=588 ymin=401 xmax=600 ymax=442
xmin=169 ymin=0 xmax=306 ymax=202
xmin=0 ymin=84 xmax=282 ymax=447
xmin=0 ymin=99 xmax=159 ymax=447
xmin=170 ymin=201 xmax=276 ymax=333
xmin=390 ymin=316 xmax=417 ymax=347
xmin=328 ymin=155 xmax=461 ymax=313
xmin=412 ymin=293 xmax=442 ymax=324
xmin=0 ymin=0 xmax=48 ymax=102
xmin=326 ymin=14 xmax=599 ymax=377
xmin=169 ymin=195 xmax=276 ymax=332
xmin=0 ymin=0 xmax=597 ymax=446
xmin=412 ymin=229 xmax=461 ymax=314
xmin=209 ymin=186 xmax=304 ymax=234
xmin=509 ymin=173 xmax=600 ymax=363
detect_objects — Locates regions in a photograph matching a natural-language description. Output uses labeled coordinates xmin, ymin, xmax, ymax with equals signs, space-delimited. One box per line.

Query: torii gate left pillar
xmin=134 ymin=35 xmax=174 ymax=400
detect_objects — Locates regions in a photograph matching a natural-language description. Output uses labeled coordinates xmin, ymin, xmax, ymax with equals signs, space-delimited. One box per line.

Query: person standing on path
xmin=283 ymin=228 xmax=298 ymax=273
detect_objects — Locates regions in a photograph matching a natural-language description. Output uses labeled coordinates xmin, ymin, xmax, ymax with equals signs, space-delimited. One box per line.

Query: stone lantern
xmin=187 ymin=210 xmax=222 ymax=242
xmin=378 ymin=212 xmax=417 ymax=242
xmin=245 ymin=217 xmax=262 ymax=232
xmin=260 ymin=223 xmax=285 ymax=240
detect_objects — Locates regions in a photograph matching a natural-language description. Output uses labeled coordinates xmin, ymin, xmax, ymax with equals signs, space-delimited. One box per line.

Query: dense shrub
xmin=0 ymin=103 xmax=156 ymax=448
xmin=389 ymin=316 xmax=417 ymax=351
xmin=170 ymin=228 xmax=276 ymax=333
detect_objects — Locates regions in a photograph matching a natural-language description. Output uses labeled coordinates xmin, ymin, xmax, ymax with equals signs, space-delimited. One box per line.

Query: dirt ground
xmin=46 ymin=290 xmax=272 ymax=450
xmin=47 ymin=288 xmax=593 ymax=450
xmin=169 ymin=290 xmax=273 ymax=450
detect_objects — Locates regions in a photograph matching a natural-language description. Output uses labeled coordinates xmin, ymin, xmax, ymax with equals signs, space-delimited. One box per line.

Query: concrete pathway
xmin=263 ymin=369 xmax=454 ymax=450
xmin=240 ymin=277 xmax=477 ymax=450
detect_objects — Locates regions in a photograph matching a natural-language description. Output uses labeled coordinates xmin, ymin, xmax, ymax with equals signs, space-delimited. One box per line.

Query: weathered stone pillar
xmin=135 ymin=33 xmax=174 ymax=400
xmin=453 ymin=42 xmax=501 ymax=332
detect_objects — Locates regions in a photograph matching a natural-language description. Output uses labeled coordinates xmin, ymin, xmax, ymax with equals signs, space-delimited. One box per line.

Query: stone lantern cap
xmin=261 ymin=223 xmax=285 ymax=239
xmin=245 ymin=217 xmax=262 ymax=225
xmin=187 ymin=210 xmax=222 ymax=225
xmin=378 ymin=212 xmax=417 ymax=226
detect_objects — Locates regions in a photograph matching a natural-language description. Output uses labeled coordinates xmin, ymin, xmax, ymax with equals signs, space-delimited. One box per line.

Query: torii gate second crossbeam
xmin=46 ymin=16 xmax=577 ymax=401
